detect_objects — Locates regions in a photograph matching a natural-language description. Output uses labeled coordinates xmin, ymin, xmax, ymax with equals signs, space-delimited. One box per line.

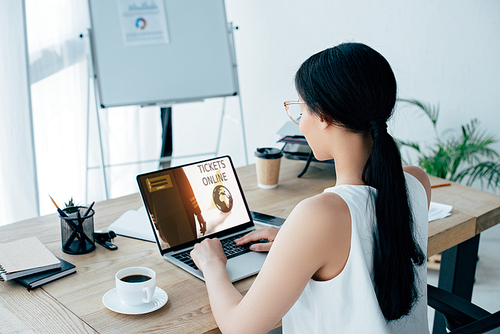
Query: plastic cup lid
xmin=254 ymin=147 xmax=283 ymax=159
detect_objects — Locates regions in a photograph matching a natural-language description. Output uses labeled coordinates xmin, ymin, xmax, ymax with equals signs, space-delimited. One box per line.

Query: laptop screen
xmin=137 ymin=156 xmax=252 ymax=251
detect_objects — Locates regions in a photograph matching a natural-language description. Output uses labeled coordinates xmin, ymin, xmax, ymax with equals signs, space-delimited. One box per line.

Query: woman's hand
xmin=235 ymin=226 xmax=279 ymax=252
xmin=190 ymin=238 xmax=227 ymax=272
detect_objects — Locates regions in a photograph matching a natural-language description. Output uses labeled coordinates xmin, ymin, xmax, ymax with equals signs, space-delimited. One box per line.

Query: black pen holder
xmin=60 ymin=206 xmax=96 ymax=254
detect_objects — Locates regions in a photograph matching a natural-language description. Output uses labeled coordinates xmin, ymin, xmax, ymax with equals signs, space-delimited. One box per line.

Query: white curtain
xmin=26 ymin=0 xmax=162 ymax=217
xmin=0 ymin=0 xmax=39 ymax=225
xmin=0 ymin=0 xmax=162 ymax=226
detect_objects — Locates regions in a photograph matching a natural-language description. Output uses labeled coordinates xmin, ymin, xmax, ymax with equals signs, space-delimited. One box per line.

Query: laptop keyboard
xmin=172 ymin=232 xmax=251 ymax=270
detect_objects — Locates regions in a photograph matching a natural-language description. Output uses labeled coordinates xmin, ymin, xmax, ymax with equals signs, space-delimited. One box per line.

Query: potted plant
xmin=64 ymin=197 xmax=79 ymax=214
xmin=396 ymin=99 xmax=500 ymax=192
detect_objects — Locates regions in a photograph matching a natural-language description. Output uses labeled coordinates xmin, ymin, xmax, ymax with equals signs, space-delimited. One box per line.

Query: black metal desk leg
xmin=160 ymin=107 xmax=173 ymax=169
xmin=297 ymin=151 xmax=314 ymax=178
xmin=432 ymin=234 xmax=480 ymax=334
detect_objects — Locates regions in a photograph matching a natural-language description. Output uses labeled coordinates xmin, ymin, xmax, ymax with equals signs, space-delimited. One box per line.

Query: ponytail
xmin=295 ymin=42 xmax=426 ymax=321
xmin=363 ymin=120 xmax=425 ymax=320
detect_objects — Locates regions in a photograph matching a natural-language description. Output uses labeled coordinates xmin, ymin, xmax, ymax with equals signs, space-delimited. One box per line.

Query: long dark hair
xmin=295 ymin=42 xmax=425 ymax=320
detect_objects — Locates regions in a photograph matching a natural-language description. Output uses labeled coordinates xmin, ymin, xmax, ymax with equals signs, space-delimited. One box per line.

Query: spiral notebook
xmin=0 ymin=237 xmax=61 ymax=281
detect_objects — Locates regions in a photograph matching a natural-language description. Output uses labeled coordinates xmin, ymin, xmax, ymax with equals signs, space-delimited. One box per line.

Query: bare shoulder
xmin=282 ymin=191 xmax=351 ymax=250
xmin=403 ymin=165 xmax=431 ymax=206
xmin=292 ymin=191 xmax=350 ymax=227
xmin=274 ymin=191 xmax=351 ymax=280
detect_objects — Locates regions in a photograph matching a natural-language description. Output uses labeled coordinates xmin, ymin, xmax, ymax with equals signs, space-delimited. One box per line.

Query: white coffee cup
xmin=115 ymin=267 xmax=156 ymax=306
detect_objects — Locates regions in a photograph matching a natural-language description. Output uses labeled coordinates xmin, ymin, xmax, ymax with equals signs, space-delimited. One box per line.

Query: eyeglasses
xmin=284 ymin=101 xmax=306 ymax=125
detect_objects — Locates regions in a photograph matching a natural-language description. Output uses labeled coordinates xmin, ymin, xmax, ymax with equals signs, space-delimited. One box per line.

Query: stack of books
xmin=0 ymin=237 xmax=75 ymax=291
xmin=277 ymin=122 xmax=312 ymax=160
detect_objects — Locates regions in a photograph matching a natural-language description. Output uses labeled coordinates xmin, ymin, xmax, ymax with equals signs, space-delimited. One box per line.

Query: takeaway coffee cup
xmin=116 ymin=267 xmax=156 ymax=306
xmin=254 ymin=147 xmax=283 ymax=189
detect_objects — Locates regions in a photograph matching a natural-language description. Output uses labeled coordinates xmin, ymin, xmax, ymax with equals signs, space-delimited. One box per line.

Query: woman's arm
xmin=190 ymin=192 xmax=351 ymax=334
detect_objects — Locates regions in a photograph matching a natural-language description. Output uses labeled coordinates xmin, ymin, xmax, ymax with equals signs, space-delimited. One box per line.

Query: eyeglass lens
xmin=287 ymin=104 xmax=302 ymax=123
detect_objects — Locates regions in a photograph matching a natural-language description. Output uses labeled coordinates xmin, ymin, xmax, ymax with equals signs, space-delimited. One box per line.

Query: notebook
xmin=108 ymin=206 xmax=156 ymax=242
xmin=0 ymin=237 xmax=61 ymax=281
xmin=15 ymin=257 xmax=76 ymax=291
xmin=137 ymin=155 xmax=267 ymax=282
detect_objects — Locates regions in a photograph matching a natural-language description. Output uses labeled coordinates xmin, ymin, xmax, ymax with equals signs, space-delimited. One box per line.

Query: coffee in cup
xmin=116 ymin=267 xmax=156 ymax=306
xmin=254 ymin=147 xmax=283 ymax=189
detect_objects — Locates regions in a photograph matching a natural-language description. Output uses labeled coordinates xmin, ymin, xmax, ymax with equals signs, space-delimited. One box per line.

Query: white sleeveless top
xmin=282 ymin=173 xmax=429 ymax=334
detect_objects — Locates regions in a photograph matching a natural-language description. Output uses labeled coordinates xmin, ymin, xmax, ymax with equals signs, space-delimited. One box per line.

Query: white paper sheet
xmin=428 ymin=201 xmax=453 ymax=222
xmin=117 ymin=0 xmax=170 ymax=47
xmin=108 ymin=206 xmax=155 ymax=242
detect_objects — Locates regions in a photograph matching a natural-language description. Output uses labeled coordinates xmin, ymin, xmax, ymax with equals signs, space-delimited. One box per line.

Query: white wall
xmin=172 ymin=0 xmax=500 ymax=194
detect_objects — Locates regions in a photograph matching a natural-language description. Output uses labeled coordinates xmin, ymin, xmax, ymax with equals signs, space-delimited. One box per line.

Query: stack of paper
xmin=428 ymin=201 xmax=453 ymax=222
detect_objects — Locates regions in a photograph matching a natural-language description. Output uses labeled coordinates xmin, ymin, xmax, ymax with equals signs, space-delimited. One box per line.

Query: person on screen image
xmin=149 ymin=168 xmax=207 ymax=248
xmin=190 ymin=42 xmax=431 ymax=333
xmin=172 ymin=168 xmax=207 ymax=237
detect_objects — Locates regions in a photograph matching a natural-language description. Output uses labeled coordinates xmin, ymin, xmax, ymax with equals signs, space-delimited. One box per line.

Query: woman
xmin=190 ymin=42 xmax=431 ymax=333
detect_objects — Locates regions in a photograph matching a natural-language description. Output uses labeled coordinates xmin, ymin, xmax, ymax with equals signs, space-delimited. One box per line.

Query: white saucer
xmin=102 ymin=287 xmax=168 ymax=315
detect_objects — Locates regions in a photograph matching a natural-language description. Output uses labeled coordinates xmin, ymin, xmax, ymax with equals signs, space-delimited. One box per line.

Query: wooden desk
xmin=1 ymin=159 xmax=499 ymax=333
xmin=425 ymin=175 xmax=500 ymax=333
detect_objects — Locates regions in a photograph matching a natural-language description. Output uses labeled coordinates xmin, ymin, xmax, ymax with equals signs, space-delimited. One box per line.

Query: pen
xmin=62 ymin=209 xmax=94 ymax=248
xmin=83 ymin=201 xmax=95 ymax=218
xmin=49 ymin=195 xmax=91 ymax=244
xmin=65 ymin=201 xmax=95 ymax=248
xmin=64 ymin=210 xmax=83 ymax=250
xmin=431 ymin=182 xmax=451 ymax=189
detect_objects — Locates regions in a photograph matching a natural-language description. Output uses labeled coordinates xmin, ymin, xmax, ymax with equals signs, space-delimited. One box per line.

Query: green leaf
xmin=395 ymin=139 xmax=422 ymax=153
xmin=455 ymin=162 xmax=500 ymax=190
xmin=398 ymin=98 xmax=440 ymax=130
xmin=396 ymin=98 xmax=500 ymax=191
xmin=65 ymin=197 xmax=75 ymax=208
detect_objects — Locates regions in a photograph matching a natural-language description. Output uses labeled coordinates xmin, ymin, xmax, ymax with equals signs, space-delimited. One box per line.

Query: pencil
xmin=431 ymin=182 xmax=451 ymax=189
xmin=48 ymin=194 xmax=69 ymax=217
xmin=49 ymin=195 xmax=83 ymax=243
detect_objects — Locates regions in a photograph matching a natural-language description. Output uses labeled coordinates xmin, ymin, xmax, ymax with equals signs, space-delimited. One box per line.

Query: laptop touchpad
xmin=226 ymin=251 xmax=267 ymax=282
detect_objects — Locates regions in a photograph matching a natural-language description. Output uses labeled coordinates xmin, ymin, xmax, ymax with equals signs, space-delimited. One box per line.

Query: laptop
xmin=136 ymin=155 xmax=267 ymax=282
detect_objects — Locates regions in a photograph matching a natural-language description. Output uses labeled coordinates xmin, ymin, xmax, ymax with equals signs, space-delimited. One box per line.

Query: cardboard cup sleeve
xmin=254 ymin=148 xmax=283 ymax=189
